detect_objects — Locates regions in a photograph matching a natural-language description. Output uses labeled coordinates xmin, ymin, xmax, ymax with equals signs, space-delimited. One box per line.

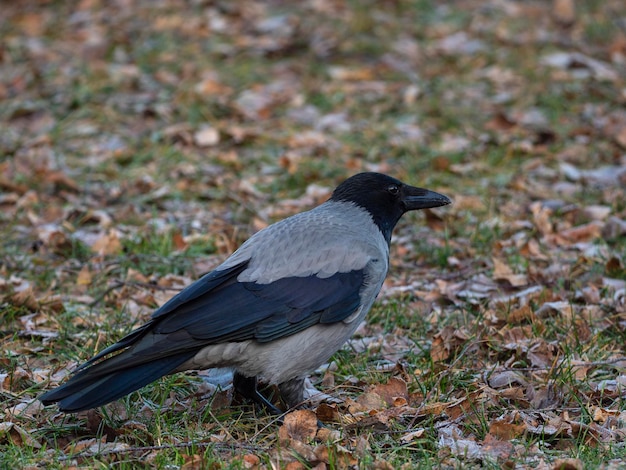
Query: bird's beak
xmin=402 ymin=186 xmax=452 ymax=211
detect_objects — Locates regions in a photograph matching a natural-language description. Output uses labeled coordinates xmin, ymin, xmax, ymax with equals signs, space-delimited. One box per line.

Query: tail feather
xmin=40 ymin=351 xmax=195 ymax=412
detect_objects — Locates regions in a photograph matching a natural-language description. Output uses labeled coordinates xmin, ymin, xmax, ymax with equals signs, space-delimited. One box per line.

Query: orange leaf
xmin=92 ymin=230 xmax=122 ymax=255
xmin=278 ymin=410 xmax=318 ymax=444
xmin=488 ymin=419 xmax=526 ymax=440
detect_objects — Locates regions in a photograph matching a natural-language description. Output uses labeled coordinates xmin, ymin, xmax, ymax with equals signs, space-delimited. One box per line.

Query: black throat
xmin=330 ymin=174 xmax=407 ymax=245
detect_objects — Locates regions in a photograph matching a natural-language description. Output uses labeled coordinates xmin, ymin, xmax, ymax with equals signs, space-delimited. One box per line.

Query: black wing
xmin=40 ymin=259 xmax=366 ymax=412
xmin=153 ymin=262 xmax=366 ymax=343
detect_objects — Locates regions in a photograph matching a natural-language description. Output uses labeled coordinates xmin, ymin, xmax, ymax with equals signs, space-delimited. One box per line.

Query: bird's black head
xmin=330 ymin=172 xmax=451 ymax=243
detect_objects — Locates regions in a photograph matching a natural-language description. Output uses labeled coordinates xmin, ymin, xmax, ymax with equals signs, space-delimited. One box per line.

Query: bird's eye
xmin=387 ymin=184 xmax=400 ymax=195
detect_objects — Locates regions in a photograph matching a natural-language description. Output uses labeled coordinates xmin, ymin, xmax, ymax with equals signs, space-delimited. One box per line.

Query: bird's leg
xmin=279 ymin=376 xmax=341 ymax=408
xmin=233 ymin=372 xmax=284 ymax=415
xmin=278 ymin=376 xmax=305 ymax=409
xmin=279 ymin=377 xmax=327 ymax=428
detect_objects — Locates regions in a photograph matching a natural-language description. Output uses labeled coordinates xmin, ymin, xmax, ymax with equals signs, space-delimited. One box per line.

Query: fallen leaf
xmin=181 ymin=454 xmax=205 ymax=470
xmin=481 ymin=433 xmax=515 ymax=459
xmin=91 ymin=229 xmax=123 ymax=255
xmin=492 ymin=257 xmax=528 ymax=287
xmin=488 ymin=416 xmax=526 ymax=440
xmin=552 ymin=0 xmax=576 ymax=27
xmin=400 ymin=428 xmax=425 ymax=444
xmin=194 ymin=125 xmax=220 ymax=147
xmin=552 ymin=458 xmax=583 ymax=470
xmin=541 ymin=52 xmax=619 ymax=81
xmin=0 ymin=422 xmax=41 ymax=448
xmin=278 ymin=410 xmax=318 ymax=444
xmin=370 ymin=377 xmax=408 ymax=407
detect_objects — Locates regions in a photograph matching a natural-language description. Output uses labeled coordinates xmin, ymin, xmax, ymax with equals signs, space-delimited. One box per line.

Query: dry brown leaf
xmin=480 ymin=433 xmax=515 ymax=459
xmin=37 ymin=224 xmax=72 ymax=253
xmin=589 ymin=406 xmax=624 ymax=424
xmin=44 ymin=170 xmax=81 ymax=192
xmin=519 ymin=238 xmax=549 ymax=261
xmin=417 ymin=399 xmax=464 ymax=419
xmin=195 ymin=77 xmax=233 ymax=97
xmin=431 ymin=326 xmax=470 ymax=362
xmin=489 ymin=415 xmax=526 ymax=440
xmin=507 ymin=305 xmax=537 ymax=324
xmin=369 ymin=377 xmax=408 ymax=407
xmin=528 ymin=384 xmax=562 ymax=409
xmin=552 ymin=0 xmax=576 ymax=27
xmin=605 ymin=257 xmax=624 ymax=277
xmin=8 ymin=285 xmax=39 ymax=311
xmin=242 ymin=454 xmax=261 ymax=469
xmin=521 ymin=412 xmax=570 ymax=436
xmin=92 ymin=230 xmax=122 ymax=255
xmin=557 ymin=221 xmax=603 ymax=244
xmin=284 ymin=462 xmax=307 ymax=470
xmin=570 ymin=419 xmax=622 ymax=444
xmin=528 ymin=340 xmax=559 ymax=369
xmin=488 ymin=370 xmax=528 ymax=389
xmin=288 ymin=438 xmax=318 ymax=462
xmin=180 ymin=454 xmax=205 ymax=470
xmin=437 ymin=423 xmax=483 ymax=459
xmin=64 ymin=437 xmax=102 ymax=454
xmin=15 ymin=12 xmax=46 ymax=36
xmin=126 ymin=268 xmax=149 ymax=284
xmin=0 ymin=422 xmax=41 ymax=448
xmin=492 ymin=257 xmax=528 ymax=287
xmin=76 ymin=265 xmax=93 ymax=287
xmin=552 ymin=458 xmax=583 ymax=470
xmin=328 ymin=66 xmax=375 ymax=81
xmin=354 ymin=392 xmax=386 ymax=411
xmin=430 ymin=334 xmax=450 ymax=362
xmin=171 ymin=230 xmax=188 ymax=251
xmin=541 ymin=52 xmax=619 ymax=81
xmin=316 ymin=403 xmax=340 ymax=423
xmin=399 ymin=428 xmax=425 ymax=444
xmin=1 ymin=367 xmax=31 ymax=391
xmin=568 ymin=360 xmax=592 ymax=381
xmin=530 ymin=202 xmax=554 ymax=235
xmin=535 ymin=301 xmax=574 ymax=320
xmin=485 ymin=111 xmax=517 ymax=131
xmin=278 ymin=410 xmax=318 ymax=445
xmin=194 ymin=125 xmax=220 ymax=147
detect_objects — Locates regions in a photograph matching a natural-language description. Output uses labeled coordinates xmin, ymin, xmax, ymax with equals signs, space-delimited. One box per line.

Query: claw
xmin=233 ymin=372 xmax=284 ymax=415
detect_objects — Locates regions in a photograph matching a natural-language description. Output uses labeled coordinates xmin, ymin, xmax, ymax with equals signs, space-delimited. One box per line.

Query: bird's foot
xmin=233 ymin=372 xmax=284 ymax=416
xmin=279 ymin=376 xmax=342 ymax=409
xmin=301 ymin=377 xmax=343 ymax=405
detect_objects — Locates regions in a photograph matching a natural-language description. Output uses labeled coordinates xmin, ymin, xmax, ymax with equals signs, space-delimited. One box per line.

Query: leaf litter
xmin=1 ymin=0 xmax=625 ymax=468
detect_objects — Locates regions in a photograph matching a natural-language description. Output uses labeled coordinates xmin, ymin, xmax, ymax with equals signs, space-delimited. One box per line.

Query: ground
xmin=1 ymin=0 xmax=625 ymax=468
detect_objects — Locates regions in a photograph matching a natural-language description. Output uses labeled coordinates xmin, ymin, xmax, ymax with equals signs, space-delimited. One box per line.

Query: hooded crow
xmin=40 ymin=172 xmax=451 ymax=414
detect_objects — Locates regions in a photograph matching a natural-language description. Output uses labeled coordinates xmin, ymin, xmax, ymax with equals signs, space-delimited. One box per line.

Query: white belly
xmin=178 ymin=309 xmax=366 ymax=384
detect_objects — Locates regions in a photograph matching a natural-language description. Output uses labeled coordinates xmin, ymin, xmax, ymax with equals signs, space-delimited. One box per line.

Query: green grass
xmin=2 ymin=0 xmax=626 ymax=468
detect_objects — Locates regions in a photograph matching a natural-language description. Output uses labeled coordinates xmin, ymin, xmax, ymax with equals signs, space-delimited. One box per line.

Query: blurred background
xmin=1 ymin=0 xmax=625 ymax=467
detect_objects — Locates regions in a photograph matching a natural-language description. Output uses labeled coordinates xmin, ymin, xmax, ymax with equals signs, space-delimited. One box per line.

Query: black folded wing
xmin=40 ymin=259 xmax=366 ymax=412
xmin=153 ymin=261 xmax=366 ymax=343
